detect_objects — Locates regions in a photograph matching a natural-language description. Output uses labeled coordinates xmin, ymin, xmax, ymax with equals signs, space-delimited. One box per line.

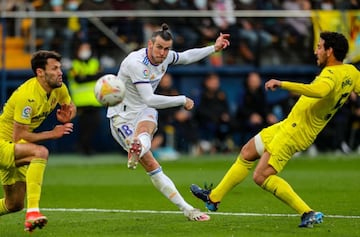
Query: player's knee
xmin=240 ymin=143 xmax=257 ymax=161
xmin=252 ymin=172 xmax=266 ymax=186
xmin=6 ymin=199 xmax=24 ymax=213
xmin=240 ymin=145 xmax=249 ymax=159
xmin=33 ymin=145 xmax=49 ymax=160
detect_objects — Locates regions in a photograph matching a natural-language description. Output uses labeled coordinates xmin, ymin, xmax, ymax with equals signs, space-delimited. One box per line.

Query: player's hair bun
xmin=161 ymin=23 xmax=169 ymax=31
xmin=151 ymin=23 xmax=172 ymax=41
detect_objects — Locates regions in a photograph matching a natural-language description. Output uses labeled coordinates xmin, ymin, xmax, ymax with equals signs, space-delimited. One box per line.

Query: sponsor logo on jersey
xmin=143 ymin=69 xmax=149 ymax=78
xmin=22 ymin=106 xmax=32 ymax=119
xmin=342 ymin=77 xmax=352 ymax=88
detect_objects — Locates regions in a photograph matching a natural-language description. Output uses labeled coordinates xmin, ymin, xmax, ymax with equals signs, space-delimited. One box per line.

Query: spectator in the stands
xmin=194 ymin=72 xmax=233 ymax=153
xmin=280 ymin=0 xmax=313 ymax=62
xmin=35 ymin=0 xmax=79 ymax=67
xmin=233 ymin=71 xmax=278 ymax=146
xmin=234 ymin=0 xmax=278 ymax=66
xmin=152 ymin=73 xmax=198 ymax=158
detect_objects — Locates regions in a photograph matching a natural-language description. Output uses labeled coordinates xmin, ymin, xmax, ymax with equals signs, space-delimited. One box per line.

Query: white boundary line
xmin=42 ymin=208 xmax=360 ymax=219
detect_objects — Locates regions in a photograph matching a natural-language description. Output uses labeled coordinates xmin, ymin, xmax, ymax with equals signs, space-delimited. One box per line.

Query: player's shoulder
xmin=123 ymin=48 xmax=148 ymax=65
xmin=340 ymin=64 xmax=360 ymax=79
xmin=15 ymin=77 xmax=37 ymax=95
xmin=165 ymin=50 xmax=178 ymax=65
xmin=8 ymin=77 xmax=41 ymax=106
xmin=333 ymin=63 xmax=359 ymax=72
xmin=340 ymin=63 xmax=358 ymax=71
xmin=21 ymin=77 xmax=37 ymax=86
xmin=321 ymin=64 xmax=357 ymax=75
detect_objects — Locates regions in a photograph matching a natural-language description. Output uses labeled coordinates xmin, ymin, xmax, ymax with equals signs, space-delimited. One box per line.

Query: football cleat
xmin=298 ymin=211 xmax=324 ymax=228
xmin=24 ymin=211 xmax=48 ymax=232
xmin=128 ymin=138 xmax=142 ymax=169
xmin=184 ymin=208 xmax=210 ymax=221
xmin=190 ymin=184 xmax=220 ymax=212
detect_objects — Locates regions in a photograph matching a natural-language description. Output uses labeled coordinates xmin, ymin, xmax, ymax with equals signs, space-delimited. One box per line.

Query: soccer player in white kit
xmin=107 ymin=23 xmax=230 ymax=221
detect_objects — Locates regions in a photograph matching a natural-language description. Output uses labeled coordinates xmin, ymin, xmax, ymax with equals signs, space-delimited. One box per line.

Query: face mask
xmin=164 ymin=0 xmax=177 ymax=4
xmin=79 ymin=50 xmax=92 ymax=60
xmin=194 ymin=0 xmax=207 ymax=9
xmin=50 ymin=0 xmax=63 ymax=7
xmin=67 ymin=2 xmax=79 ymax=10
xmin=321 ymin=3 xmax=333 ymax=10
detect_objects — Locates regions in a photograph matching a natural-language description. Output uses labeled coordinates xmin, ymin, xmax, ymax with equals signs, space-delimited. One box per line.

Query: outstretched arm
xmin=136 ymin=83 xmax=187 ymax=109
xmin=265 ymin=79 xmax=332 ymax=98
xmin=265 ymin=79 xmax=282 ymax=91
xmin=214 ymin=33 xmax=231 ymax=52
xmin=176 ymin=33 xmax=230 ymax=64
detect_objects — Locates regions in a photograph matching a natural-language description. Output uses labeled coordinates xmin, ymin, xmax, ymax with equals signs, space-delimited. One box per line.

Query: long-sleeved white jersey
xmin=107 ymin=45 xmax=215 ymax=119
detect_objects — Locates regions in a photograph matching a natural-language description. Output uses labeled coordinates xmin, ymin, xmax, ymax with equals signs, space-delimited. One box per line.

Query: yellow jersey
xmin=0 ymin=77 xmax=71 ymax=141
xmin=279 ymin=64 xmax=360 ymax=149
xmin=68 ymin=58 xmax=102 ymax=107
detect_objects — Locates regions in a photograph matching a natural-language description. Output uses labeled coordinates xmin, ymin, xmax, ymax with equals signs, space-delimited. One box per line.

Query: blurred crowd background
xmin=3 ymin=0 xmax=360 ymax=67
xmin=1 ymin=0 xmax=360 ymax=157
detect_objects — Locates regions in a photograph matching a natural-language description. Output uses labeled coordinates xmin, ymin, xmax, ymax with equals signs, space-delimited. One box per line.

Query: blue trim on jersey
xmin=169 ymin=52 xmax=179 ymax=65
xmin=144 ymin=48 xmax=159 ymax=66
xmin=147 ymin=167 xmax=163 ymax=176
xmin=143 ymin=50 xmax=150 ymax=65
xmin=133 ymin=81 xmax=151 ymax=85
xmin=143 ymin=56 xmax=150 ymax=65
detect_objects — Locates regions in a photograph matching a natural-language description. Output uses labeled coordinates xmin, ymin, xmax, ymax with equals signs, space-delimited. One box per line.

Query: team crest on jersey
xmin=51 ymin=98 xmax=57 ymax=106
xmin=22 ymin=106 xmax=32 ymax=119
xmin=143 ymin=69 xmax=150 ymax=78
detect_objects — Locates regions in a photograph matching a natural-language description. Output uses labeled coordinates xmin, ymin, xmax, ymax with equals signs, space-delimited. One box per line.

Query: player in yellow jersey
xmin=0 ymin=50 xmax=76 ymax=232
xmin=191 ymin=31 xmax=360 ymax=227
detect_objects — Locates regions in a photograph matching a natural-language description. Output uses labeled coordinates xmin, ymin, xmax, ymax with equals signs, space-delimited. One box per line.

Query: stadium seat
xmin=0 ymin=36 xmax=32 ymax=69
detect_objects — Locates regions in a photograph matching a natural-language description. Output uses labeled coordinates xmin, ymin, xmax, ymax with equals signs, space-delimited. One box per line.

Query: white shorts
xmin=109 ymin=107 xmax=158 ymax=152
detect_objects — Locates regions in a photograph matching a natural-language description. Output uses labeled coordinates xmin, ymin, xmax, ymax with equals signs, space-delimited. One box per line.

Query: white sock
xmin=138 ymin=132 xmax=151 ymax=158
xmin=148 ymin=167 xmax=193 ymax=211
xmin=27 ymin=208 xmax=40 ymax=213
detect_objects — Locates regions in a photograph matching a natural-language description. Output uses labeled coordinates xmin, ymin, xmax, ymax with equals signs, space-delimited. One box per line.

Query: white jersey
xmin=107 ymin=45 xmax=215 ymax=119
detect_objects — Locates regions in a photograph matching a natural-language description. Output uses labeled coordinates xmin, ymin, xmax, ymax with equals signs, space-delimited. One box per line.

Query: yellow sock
xmin=210 ymin=155 xmax=254 ymax=202
xmin=26 ymin=158 xmax=47 ymax=210
xmin=262 ymin=175 xmax=312 ymax=214
xmin=0 ymin=198 xmax=9 ymax=216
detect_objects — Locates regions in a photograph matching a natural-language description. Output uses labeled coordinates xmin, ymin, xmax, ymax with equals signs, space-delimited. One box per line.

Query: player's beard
xmin=150 ymin=54 xmax=165 ymax=65
xmin=45 ymin=73 xmax=62 ymax=89
xmin=149 ymin=48 xmax=166 ymax=65
xmin=155 ymin=57 xmax=165 ymax=64
xmin=317 ymin=56 xmax=328 ymax=69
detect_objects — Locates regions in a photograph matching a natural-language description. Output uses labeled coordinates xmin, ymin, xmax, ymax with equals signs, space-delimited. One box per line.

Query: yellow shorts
xmin=260 ymin=123 xmax=299 ymax=173
xmin=0 ymin=139 xmax=27 ymax=185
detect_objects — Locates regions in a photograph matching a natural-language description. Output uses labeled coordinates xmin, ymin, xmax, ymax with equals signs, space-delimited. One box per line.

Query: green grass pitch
xmin=0 ymin=153 xmax=359 ymax=237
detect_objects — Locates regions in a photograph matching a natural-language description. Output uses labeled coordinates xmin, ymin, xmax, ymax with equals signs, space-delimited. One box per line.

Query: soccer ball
xmin=94 ymin=74 xmax=126 ymax=106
